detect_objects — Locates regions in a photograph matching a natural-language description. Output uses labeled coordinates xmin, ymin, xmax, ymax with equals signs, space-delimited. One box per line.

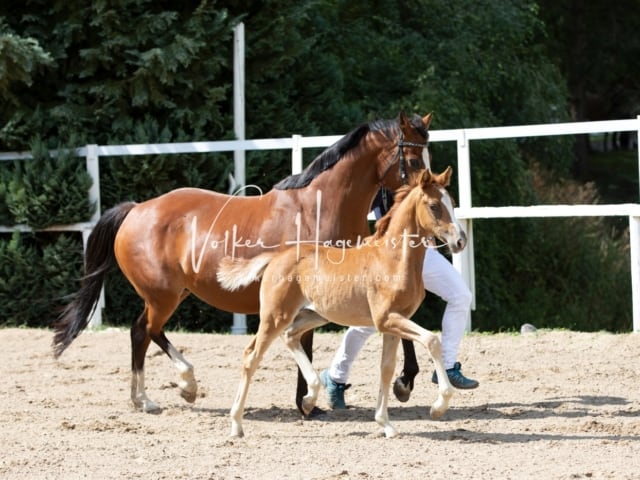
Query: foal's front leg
xmin=377 ymin=313 xmax=454 ymax=420
xmin=375 ymin=334 xmax=401 ymax=438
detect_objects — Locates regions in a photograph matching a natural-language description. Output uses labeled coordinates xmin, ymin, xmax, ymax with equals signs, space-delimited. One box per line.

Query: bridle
xmin=379 ymin=129 xmax=429 ymax=187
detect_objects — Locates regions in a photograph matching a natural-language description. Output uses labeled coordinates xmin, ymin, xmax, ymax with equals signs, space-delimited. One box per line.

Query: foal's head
xmin=416 ymin=167 xmax=467 ymax=253
xmin=373 ymin=167 xmax=467 ymax=253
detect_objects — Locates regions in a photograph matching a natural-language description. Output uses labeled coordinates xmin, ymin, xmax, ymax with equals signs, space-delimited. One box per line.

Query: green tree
xmin=0 ymin=0 xmax=632 ymax=332
xmin=537 ymin=0 xmax=640 ymax=173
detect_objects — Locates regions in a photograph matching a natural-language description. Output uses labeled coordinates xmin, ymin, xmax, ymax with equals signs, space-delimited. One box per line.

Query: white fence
xmin=1 ymin=118 xmax=639 ymax=332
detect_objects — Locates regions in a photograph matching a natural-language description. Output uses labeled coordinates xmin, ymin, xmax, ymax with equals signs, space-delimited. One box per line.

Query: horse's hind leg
xmin=130 ymin=296 xmax=194 ymax=412
xmin=393 ymin=339 xmax=419 ymax=403
xmin=150 ymin=330 xmax=197 ymax=403
xmin=130 ymin=308 xmax=160 ymax=412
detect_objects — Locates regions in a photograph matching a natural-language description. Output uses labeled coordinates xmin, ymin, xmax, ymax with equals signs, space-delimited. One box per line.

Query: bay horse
xmin=52 ymin=112 xmax=432 ymax=414
xmin=217 ymin=167 xmax=465 ymax=438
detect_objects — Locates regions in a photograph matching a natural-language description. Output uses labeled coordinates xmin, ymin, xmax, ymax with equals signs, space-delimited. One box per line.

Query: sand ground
xmin=1 ymin=327 xmax=639 ymax=479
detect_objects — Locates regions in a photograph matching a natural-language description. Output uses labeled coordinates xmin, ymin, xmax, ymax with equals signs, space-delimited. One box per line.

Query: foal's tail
xmin=217 ymin=253 xmax=277 ymax=292
xmin=52 ymin=202 xmax=136 ymax=358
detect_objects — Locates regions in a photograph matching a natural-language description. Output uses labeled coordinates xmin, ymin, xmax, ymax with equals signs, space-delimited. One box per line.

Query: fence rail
xmin=1 ymin=117 xmax=639 ymax=331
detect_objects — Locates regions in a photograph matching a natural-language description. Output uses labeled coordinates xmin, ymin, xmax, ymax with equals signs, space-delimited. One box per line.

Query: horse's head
xmin=377 ymin=111 xmax=433 ymax=191
xmin=416 ymin=167 xmax=467 ymax=253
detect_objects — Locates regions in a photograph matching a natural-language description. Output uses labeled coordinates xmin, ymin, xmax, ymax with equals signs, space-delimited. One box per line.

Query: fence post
xmin=455 ymin=131 xmax=476 ymax=330
xmin=637 ymin=115 xmax=640 ymax=200
xmin=85 ymin=144 xmax=104 ymax=328
xmin=231 ymin=22 xmax=247 ymax=335
xmin=631 ymin=215 xmax=640 ymax=333
xmin=291 ymin=134 xmax=302 ymax=174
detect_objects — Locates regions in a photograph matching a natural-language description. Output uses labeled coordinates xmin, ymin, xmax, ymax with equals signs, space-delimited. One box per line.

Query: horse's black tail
xmin=52 ymin=201 xmax=136 ymax=358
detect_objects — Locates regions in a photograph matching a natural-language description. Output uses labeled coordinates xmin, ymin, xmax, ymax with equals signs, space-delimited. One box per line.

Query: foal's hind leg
xmin=230 ymin=323 xmax=283 ymax=438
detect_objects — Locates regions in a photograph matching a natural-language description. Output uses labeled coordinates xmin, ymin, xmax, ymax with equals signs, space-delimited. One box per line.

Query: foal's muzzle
xmin=449 ymin=230 xmax=467 ymax=254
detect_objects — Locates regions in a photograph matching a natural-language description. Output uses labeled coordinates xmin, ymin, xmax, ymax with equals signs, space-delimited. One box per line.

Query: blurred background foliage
xmin=0 ymin=0 xmax=638 ymax=332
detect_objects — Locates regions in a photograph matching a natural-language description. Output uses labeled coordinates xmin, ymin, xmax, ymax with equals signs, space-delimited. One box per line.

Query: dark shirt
xmin=372 ymin=188 xmax=393 ymax=217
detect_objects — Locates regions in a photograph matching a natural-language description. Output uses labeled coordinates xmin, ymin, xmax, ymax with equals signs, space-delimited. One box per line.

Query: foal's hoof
xmin=429 ymin=405 xmax=446 ymax=420
xmin=393 ymin=377 xmax=411 ymax=403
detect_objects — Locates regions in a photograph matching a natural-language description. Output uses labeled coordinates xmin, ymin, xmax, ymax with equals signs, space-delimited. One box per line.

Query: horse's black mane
xmin=274 ymin=114 xmax=426 ymax=190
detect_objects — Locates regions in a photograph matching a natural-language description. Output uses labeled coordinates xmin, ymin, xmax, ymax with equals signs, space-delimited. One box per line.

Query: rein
xmin=379 ymin=130 xmax=429 ymax=187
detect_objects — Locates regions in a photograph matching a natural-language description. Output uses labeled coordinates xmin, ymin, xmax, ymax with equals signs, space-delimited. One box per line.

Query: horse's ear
xmin=435 ymin=166 xmax=453 ymax=187
xmin=398 ymin=111 xmax=409 ymax=127
xmin=422 ymin=112 xmax=433 ymax=129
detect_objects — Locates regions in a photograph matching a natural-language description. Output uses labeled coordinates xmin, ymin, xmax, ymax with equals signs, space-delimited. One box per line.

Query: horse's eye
xmin=408 ymin=158 xmax=423 ymax=169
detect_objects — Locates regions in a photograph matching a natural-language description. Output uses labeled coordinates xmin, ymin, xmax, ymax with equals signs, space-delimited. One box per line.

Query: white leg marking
xmin=131 ymin=369 xmax=160 ymax=413
xmin=426 ymin=334 xmax=453 ymax=419
xmin=167 ymin=343 xmax=197 ymax=403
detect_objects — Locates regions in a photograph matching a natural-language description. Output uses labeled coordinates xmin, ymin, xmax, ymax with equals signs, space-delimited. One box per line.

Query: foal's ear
xmin=419 ymin=168 xmax=433 ymax=188
xmin=434 ymin=166 xmax=453 ymax=187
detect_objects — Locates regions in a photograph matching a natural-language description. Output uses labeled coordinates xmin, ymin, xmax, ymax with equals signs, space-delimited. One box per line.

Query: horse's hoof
xmin=142 ymin=401 xmax=162 ymax=414
xmin=180 ymin=388 xmax=197 ymax=403
xmin=393 ymin=377 xmax=411 ymax=403
xmin=304 ymin=406 xmax=327 ymax=420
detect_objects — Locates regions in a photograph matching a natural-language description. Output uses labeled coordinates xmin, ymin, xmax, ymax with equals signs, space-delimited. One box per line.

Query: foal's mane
xmin=274 ymin=114 xmax=427 ymax=190
xmin=373 ymin=183 xmax=414 ymax=240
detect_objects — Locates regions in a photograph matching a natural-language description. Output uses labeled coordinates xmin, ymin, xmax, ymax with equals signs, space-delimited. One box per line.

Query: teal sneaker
xmin=320 ymin=369 xmax=350 ymax=409
xmin=431 ymin=362 xmax=479 ymax=389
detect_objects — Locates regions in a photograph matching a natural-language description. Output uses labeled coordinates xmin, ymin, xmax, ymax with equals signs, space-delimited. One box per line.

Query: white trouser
xmin=328 ymin=247 xmax=472 ymax=383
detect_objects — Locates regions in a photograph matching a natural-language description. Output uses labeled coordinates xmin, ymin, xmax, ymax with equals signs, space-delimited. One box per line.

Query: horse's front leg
xmin=375 ymin=334 xmax=401 ymax=438
xmin=393 ymin=339 xmax=419 ymax=403
xmin=296 ymin=329 xmax=314 ymax=413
